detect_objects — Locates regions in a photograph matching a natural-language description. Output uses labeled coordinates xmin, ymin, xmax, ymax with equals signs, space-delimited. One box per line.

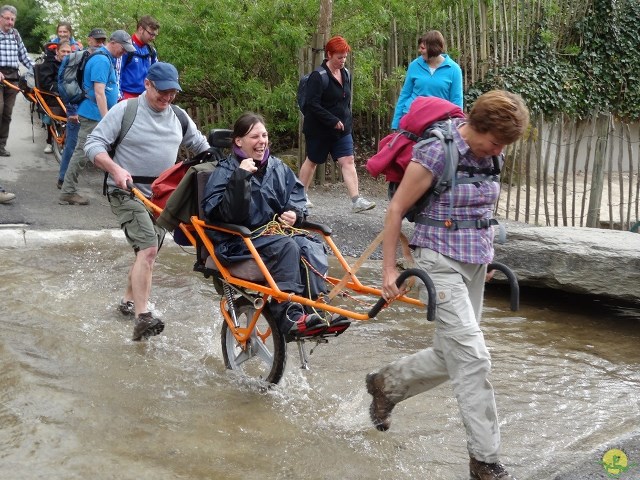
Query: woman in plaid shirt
xmin=366 ymin=90 xmax=529 ymax=480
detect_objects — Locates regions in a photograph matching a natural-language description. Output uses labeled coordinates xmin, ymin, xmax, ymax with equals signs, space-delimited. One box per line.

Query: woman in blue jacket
xmin=391 ymin=30 xmax=463 ymax=130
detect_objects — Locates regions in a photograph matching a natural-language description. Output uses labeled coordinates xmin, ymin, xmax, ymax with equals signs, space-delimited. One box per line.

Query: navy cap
xmin=147 ymin=62 xmax=182 ymax=91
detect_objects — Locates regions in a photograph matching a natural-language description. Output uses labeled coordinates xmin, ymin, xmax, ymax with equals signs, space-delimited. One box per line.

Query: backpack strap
xmin=124 ymin=44 xmax=157 ymax=67
xmin=103 ymin=98 xmax=139 ymax=195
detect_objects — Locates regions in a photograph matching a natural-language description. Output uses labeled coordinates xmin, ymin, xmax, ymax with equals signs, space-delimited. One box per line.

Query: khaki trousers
xmin=376 ymin=247 xmax=501 ymax=463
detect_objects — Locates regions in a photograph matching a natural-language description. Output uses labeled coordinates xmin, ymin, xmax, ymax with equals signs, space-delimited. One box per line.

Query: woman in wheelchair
xmin=201 ymin=112 xmax=349 ymax=338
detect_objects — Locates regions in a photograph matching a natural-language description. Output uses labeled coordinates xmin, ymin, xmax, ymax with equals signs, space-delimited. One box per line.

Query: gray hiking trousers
xmin=61 ymin=116 xmax=98 ymax=195
xmin=375 ymin=247 xmax=501 ymax=463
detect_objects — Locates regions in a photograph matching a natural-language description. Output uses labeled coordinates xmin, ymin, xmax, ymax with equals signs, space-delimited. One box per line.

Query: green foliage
xmin=13 ymin=0 xmax=46 ymax=52
xmin=34 ymin=0 xmax=640 ymax=142
xmin=467 ymin=0 xmax=640 ymax=122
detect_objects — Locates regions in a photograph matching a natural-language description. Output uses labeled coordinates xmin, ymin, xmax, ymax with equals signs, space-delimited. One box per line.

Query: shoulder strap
xmin=412 ymin=119 xmax=459 ymax=220
xmin=103 ymin=98 xmax=138 ymax=195
xmin=314 ymin=66 xmax=329 ymax=90
xmin=170 ymin=104 xmax=189 ymax=138
xmin=116 ymin=97 xmax=138 ymax=149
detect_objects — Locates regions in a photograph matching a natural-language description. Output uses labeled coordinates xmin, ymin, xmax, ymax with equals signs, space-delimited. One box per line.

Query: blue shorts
xmin=305 ymin=133 xmax=354 ymax=164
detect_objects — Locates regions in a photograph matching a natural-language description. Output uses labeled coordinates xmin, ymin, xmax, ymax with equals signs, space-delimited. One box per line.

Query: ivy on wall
xmin=466 ymin=0 xmax=640 ymax=122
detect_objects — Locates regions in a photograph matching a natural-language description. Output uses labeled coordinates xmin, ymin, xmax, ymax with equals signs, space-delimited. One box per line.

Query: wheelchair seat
xmin=195 ymin=169 xmax=265 ymax=283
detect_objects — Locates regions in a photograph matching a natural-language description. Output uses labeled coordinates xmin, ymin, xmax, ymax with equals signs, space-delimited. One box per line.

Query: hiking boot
xmin=56 ymin=179 xmax=63 ymax=189
xmin=469 ymin=458 xmax=516 ymax=480
xmin=0 ymin=191 xmax=15 ymax=204
xmin=43 ymin=144 xmax=53 ymax=154
xmin=365 ymin=372 xmax=395 ymax=431
xmin=132 ymin=312 xmax=164 ymax=341
xmin=118 ymin=299 xmax=135 ymax=316
xmin=0 ymin=148 xmax=10 ymax=157
xmin=59 ymin=193 xmax=89 ymax=205
xmin=352 ymin=196 xmax=375 ymax=213
xmin=118 ymin=299 xmax=156 ymax=317
xmin=286 ymin=312 xmax=327 ymax=337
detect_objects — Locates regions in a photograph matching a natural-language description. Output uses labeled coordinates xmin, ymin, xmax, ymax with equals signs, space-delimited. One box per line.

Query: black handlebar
xmin=368 ymin=268 xmax=437 ymax=322
xmin=488 ymin=262 xmax=519 ymax=311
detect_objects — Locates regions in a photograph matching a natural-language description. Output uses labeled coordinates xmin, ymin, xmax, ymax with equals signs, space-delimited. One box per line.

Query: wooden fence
xmin=185 ymin=0 xmax=640 ymax=231
xmin=499 ymin=115 xmax=640 ymax=230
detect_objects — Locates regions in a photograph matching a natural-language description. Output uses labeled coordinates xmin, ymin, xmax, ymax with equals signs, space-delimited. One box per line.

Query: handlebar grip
xmin=488 ymin=262 xmax=519 ymax=311
xmin=367 ymin=268 xmax=437 ymax=322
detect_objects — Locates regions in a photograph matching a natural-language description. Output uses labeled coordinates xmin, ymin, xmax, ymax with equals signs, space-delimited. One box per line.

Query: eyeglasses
xmin=150 ymin=81 xmax=177 ymax=98
xmin=144 ymin=28 xmax=158 ymax=38
xmin=1 ymin=16 xmax=15 ymax=21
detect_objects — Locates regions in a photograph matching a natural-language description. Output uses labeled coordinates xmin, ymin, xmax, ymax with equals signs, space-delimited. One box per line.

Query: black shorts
xmin=305 ymin=133 xmax=354 ymax=164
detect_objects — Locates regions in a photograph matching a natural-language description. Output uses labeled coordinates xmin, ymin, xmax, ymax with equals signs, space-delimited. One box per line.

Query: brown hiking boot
xmin=59 ymin=193 xmax=89 ymax=205
xmin=132 ymin=312 xmax=164 ymax=341
xmin=365 ymin=372 xmax=395 ymax=431
xmin=469 ymin=458 xmax=516 ymax=480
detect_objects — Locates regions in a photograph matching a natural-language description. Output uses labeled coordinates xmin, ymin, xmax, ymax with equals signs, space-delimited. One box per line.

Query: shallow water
xmin=1 ymin=239 xmax=639 ymax=479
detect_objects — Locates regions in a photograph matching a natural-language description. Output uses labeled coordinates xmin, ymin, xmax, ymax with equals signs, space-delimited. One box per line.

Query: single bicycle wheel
xmin=221 ymin=297 xmax=287 ymax=384
xmin=51 ymin=123 xmax=65 ymax=164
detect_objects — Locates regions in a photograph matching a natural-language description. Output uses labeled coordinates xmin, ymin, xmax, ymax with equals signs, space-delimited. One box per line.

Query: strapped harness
xmin=390 ymin=119 xmax=504 ymax=239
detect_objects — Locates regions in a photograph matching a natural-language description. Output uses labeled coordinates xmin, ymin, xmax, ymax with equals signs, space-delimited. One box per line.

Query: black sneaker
xmin=469 ymin=458 xmax=516 ymax=480
xmin=365 ymin=372 xmax=395 ymax=431
xmin=132 ymin=312 xmax=164 ymax=341
xmin=286 ymin=313 xmax=327 ymax=337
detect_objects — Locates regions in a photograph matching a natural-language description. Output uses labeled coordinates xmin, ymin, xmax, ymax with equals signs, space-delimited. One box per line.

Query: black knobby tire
xmin=220 ymin=297 xmax=287 ymax=384
xmin=51 ymin=123 xmax=65 ymax=164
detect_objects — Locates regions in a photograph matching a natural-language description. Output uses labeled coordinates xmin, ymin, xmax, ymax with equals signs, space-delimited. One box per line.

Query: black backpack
xmin=297 ymin=65 xmax=350 ymax=113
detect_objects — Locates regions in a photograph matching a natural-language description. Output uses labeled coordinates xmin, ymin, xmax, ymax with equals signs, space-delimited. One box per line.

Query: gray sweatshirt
xmin=84 ymin=92 xmax=210 ymax=197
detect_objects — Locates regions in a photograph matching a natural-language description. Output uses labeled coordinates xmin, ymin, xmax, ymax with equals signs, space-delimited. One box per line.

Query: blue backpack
xmin=296 ymin=66 xmax=350 ymax=113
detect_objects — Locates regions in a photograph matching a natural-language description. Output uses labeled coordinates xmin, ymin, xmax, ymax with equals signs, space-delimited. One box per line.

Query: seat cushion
xmin=204 ymin=254 xmax=265 ymax=282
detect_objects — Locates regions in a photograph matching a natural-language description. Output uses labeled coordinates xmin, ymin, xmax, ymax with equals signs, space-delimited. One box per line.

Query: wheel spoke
xmin=253 ymin=336 xmax=274 ymax=364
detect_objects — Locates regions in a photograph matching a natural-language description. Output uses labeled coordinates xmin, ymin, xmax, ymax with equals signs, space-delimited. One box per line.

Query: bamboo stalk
xmin=571 ymin=120 xmax=587 ymax=227
xmin=625 ymin=124 xmax=634 ymax=230
xmin=617 ymin=122 xmax=625 ymax=230
xmin=543 ymin=116 xmax=555 ymax=226
xmin=561 ymin=118 xmax=574 ymax=226
xmin=553 ymin=115 xmax=563 ymax=226
xmin=580 ymin=116 xmax=596 ymax=226
xmin=535 ymin=115 xmax=543 ymax=225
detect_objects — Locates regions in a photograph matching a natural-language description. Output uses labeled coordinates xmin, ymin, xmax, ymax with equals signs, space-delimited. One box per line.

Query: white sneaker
xmin=306 ymin=198 xmax=314 ymax=208
xmin=0 ymin=191 xmax=15 ymax=204
xmin=43 ymin=144 xmax=53 ymax=154
xmin=352 ymin=197 xmax=375 ymax=213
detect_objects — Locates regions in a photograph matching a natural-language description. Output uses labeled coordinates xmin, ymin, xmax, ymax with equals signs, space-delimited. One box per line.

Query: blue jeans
xmin=57 ymin=118 xmax=80 ymax=182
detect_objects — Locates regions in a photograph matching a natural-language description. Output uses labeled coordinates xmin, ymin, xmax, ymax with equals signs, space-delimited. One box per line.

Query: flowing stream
xmin=1 ymin=239 xmax=639 ymax=479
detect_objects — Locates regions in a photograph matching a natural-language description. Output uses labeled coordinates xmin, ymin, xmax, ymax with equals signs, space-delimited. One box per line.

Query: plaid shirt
xmin=0 ymin=29 xmax=34 ymax=70
xmin=410 ymin=118 xmax=501 ymax=264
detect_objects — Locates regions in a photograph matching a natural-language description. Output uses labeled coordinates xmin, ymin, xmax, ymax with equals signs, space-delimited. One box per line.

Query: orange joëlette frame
xmin=3 ymin=79 xmax=67 ymax=151
xmin=128 ymin=185 xmax=426 ymax=347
